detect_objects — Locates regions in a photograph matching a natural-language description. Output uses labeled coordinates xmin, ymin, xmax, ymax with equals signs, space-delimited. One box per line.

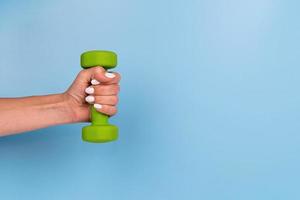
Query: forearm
xmin=0 ymin=66 xmax=120 ymax=137
xmin=0 ymin=94 xmax=74 ymax=136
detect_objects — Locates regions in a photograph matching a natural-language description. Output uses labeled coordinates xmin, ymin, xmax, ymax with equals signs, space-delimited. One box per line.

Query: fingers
xmin=84 ymin=94 xmax=118 ymax=115
xmin=85 ymin=96 xmax=118 ymax=116
xmin=85 ymin=95 xmax=118 ymax=106
xmin=94 ymin=96 xmax=118 ymax=105
xmin=85 ymin=94 xmax=118 ymax=116
xmin=76 ymin=66 xmax=120 ymax=117
xmin=85 ymin=84 xmax=119 ymax=96
xmin=79 ymin=66 xmax=121 ymax=85
xmin=94 ymin=104 xmax=117 ymax=116
xmin=83 ymin=70 xmax=120 ymax=116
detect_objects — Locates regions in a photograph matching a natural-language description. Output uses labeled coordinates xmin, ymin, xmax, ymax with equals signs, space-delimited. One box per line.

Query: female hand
xmin=64 ymin=66 xmax=121 ymax=123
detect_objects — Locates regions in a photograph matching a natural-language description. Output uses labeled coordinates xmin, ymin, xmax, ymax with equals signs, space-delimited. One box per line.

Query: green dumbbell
xmin=80 ymin=50 xmax=118 ymax=143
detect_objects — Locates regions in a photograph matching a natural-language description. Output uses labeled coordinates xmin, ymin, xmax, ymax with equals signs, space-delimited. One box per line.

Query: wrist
xmin=58 ymin=93 xmax=77 ymax=123
xmin=61 ymin=92 xmax=90 ymax=123
xmin=41 ymin=93 xmax=76 ymax=125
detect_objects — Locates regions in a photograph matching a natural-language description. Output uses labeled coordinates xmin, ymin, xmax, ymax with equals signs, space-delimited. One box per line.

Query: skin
xmin=0 ymin=66 xmax=121 ymax=137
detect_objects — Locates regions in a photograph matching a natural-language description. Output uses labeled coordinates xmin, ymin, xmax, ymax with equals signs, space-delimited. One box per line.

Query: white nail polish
xmin=105 ymin=72 xmax=115 ymax=78
xmin=91 ymin=79 xmax=100 ymax=85
xmin=94 ymin=104 xmax=102 ymax=109
xmin=85 ymin=96 xmax=95 ymax=103
xmin=85 ymin=87 xmax=94 ymax=94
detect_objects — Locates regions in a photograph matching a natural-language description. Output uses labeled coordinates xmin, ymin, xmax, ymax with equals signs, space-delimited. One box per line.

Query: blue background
xmin=1 ymin=0 xmax=300 ymax=199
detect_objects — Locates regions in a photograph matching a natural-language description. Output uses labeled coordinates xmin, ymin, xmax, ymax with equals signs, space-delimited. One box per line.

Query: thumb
xmin=79 ymin=66 xmax=119 ymax=85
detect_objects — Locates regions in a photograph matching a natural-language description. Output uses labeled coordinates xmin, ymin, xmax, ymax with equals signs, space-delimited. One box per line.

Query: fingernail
xmin=85 ymin=95 xmax=95 ymax=103
xmin=94 ymin=104 xmax=102 ymax=109
xmin=91 ymin=79 xmax=100 ymax=85
xmin=105 ymin=72 xmax=115 ymax=78
xmin=85 ymin=87 xmax=94 ymax=94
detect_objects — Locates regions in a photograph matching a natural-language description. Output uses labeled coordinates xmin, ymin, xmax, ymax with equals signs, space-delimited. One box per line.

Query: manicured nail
xmin=105 ymin=72 xmax=115 ymax=78
xmin=85 ymin=87 xmax=94 ymax=94
xmin=85 ymin=95 xmax=95 ymax=103
xmin=94 ymin=104 xmax=102 ymax=109
xmin=91 ymin=79 xmax=100 ymax=85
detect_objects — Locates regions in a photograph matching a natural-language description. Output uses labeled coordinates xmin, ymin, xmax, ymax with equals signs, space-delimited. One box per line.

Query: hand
xmin=63 ymin=66 xmax=121 ymax=123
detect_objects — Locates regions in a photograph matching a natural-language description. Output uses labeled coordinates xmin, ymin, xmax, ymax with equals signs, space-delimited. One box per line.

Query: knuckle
xmin=109 ymin=106 xmax=117 ymax=115
xmin=111 ymin=96 xmax=118 ymax=104
xmin=114 ymin=85 xmax=120 ymax=93
xmin=79 ymin=69 xmax=88 ymax=77
xmin=94 ymin=66 xmax=104 ymax=74
xmin=114 ymin=74 xmax=121 ymax=83
xmin=114 ymin=96 xmax=119 ymax=103
xmin=115 ymin=72 xmax=121 ymax=80
xmin=103 ymin=106 xmax=116 ymax=116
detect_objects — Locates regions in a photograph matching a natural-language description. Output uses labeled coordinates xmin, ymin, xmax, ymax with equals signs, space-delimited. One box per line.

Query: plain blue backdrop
xmin=1 ymin=0 xmax=300 ymax=199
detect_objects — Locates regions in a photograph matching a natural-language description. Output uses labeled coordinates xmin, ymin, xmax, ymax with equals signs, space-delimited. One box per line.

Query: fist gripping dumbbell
xmin=80 ymin=50 xmax=118 ymax=143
